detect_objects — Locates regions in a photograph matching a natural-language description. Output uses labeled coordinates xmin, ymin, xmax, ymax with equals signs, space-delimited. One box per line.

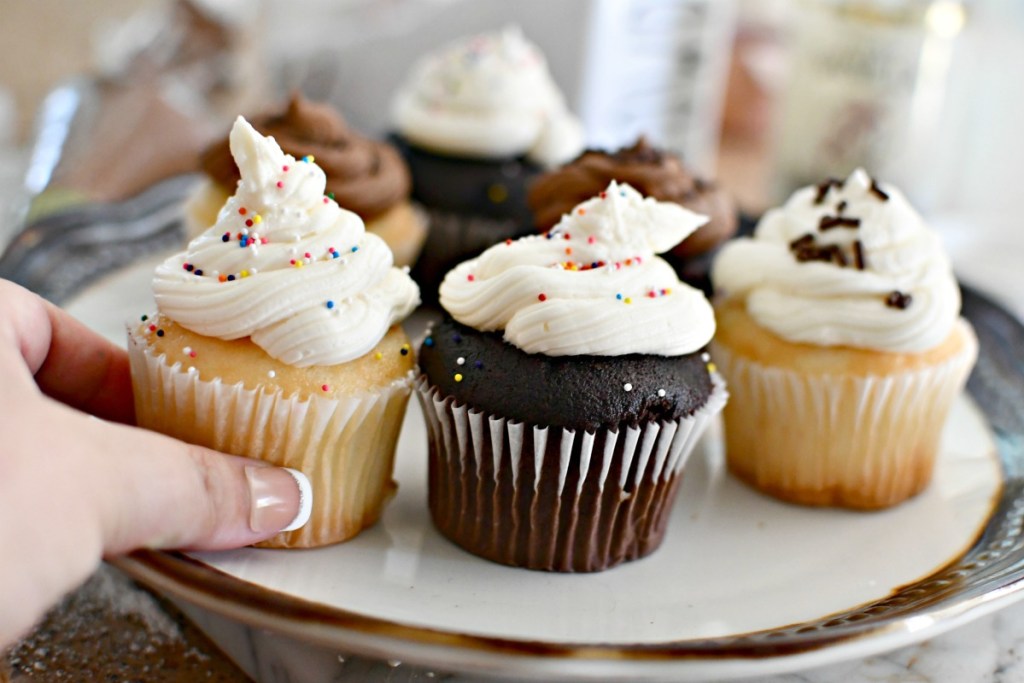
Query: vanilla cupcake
xmin=390 ymin=25 xmax=585 ymax=301
xmin=186 ymin=94 xmax=426 ymax=267
xmin=129 ymin=117 xmax=420 ymax=548
xmin=418 ymin=181 xmax=727 ymax=572
xmin=711 ymin=169 xmax=977 ymax=509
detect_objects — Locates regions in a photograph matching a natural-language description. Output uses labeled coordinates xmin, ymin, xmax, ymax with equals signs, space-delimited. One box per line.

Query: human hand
xmin=0 ymin=280 xmax=311 ymax=648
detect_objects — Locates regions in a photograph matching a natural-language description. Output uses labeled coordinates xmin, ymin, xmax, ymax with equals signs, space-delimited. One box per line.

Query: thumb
xmin=83 ymin=417 xmax=313 ymax=554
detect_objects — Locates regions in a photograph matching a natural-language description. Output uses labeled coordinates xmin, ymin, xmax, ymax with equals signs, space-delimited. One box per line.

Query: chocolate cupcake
xmin=186 ymin=93 xmax=426 ymax=267
xmin=417 ymin=181 xmax=727 ymax=572
xmin=390 ymin=25 xmax=585 ymax=302
xmin=528 ymin=138 xmax=738 ymax=290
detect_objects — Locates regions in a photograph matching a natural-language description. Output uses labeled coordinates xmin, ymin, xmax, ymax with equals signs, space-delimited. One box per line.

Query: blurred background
xmin=1 ymin=0 xmax=1022 ymax=239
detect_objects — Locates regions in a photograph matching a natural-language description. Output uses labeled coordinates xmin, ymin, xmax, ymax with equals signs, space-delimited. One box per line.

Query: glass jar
xmin=771 ymin=0 xmax=967 ymax=208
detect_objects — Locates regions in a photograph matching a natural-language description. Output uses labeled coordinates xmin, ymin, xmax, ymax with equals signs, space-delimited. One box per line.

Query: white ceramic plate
xmin=66 ymin=257 xmax=1024 ymax=682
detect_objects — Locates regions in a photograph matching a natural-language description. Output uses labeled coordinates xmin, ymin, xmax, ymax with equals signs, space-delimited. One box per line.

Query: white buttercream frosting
xmin=153 ymin=117 xmax=420 ymax=367
xmin=440 ymin=181 xmax=715 ymax=356
xmin=390 ymin=25 xmax=584 ymax=168
xmin=712 ymin=168 xmax=960 ymax=353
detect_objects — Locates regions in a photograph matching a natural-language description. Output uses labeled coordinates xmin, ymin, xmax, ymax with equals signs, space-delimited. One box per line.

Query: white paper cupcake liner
xmin=711 ymin=319 xmax=978 ymax=508
xmin=128 ymin=328 xmax=414 ymax=548
xmin=415 ymin=374 xmax=728 ymax=572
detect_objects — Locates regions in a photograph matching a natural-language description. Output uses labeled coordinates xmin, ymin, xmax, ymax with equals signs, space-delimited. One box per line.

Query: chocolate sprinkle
xmin=837 ymin=200 xmax=848 ymax=213
xmin=789 ymin=233 xmax=815 ymax=250
xmin=886 ymin=290 xmax=913 ymax=309
xmin=853 ymin=240 xmax=866 ymax=270
xmin=789 ymin=231 xmax=865 ymax=270
xmin=795 ymin=245 xmax=834 ymax=263
xmin=830 ymin=244 xmax=848 ymax=267
xmin=813 ymin=177 xmax=844 ymax=205
xmin=870 ymin=179 xmax=890 ymax=201
xmin=819 ymin=215 xmax=862 ymax=231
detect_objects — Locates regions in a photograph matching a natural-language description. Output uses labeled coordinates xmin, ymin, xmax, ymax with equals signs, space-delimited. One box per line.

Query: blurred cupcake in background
xmin=417 ymin=181 xmax=727 ymax=572
xmin=711 ymin=169 xmax=977 ymax=510
xmin=390 ymin=25 xmax=585 ymax=302
xmin=529 ymin=137 xmax=738 ymax=292
xmin=131 ymin=117 xmax=420 ymax=548
xmin=186 ymin=93 xmax=427 ymax=267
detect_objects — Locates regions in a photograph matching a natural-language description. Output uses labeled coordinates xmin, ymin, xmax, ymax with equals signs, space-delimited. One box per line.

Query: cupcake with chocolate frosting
xmin=417 ymin=181 xmax=727 ymax=572
xmin=710 ymin=169 xmax=977 ymax=509
xmin=186 ymin=93 xmax=426 ymax=267
xmin=131 ymin=117 xmax=421 ymax=548
xmin=390 ymin=25 xmax=585 ymax=302
xmin=529 ymin=137 xmax=737 ymax=288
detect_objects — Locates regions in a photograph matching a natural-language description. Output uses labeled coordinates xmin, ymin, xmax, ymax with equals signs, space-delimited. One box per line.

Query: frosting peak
xmin=440 ymin=181 xmax=715 ymax=356
xmin=528 ymin=137 xmax=738 ymax=256
xmin=200 ymin=94 xmax=411 ymax=220
xmin=154 ymin=117 xmax=419 ymax=366
xmin=712 ymin=168 xmax=959 ymax=353
xmin=391 ymin=26 xmax=585 ymax=168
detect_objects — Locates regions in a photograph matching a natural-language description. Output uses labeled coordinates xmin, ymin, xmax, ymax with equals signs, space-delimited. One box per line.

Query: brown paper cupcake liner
xmin=711 ymin=319 xmax=978 ymax=509
xmin=128 ymin=328 xmax=414 ymax=548
xmin=415 ymin=375 xmax=728 ymax=572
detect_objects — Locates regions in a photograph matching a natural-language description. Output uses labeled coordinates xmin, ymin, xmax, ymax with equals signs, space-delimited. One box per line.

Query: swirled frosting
xmin=528 ymin=137 xmax=737 ymax=257
xmin=200 ymin=94 xmax=411 ymax=220
xmin=390 ymin=25 xmax=584 ymax=168
xmin=154 ymin=117 xmax=420 ymax=367
xmin=440 ymin=181 xmax=715 ymax=356
xmin=712 ymin=169 xmax=959 ymax=353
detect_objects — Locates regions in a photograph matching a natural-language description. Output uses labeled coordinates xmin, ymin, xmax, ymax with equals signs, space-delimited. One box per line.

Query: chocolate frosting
xmin=527 ymin=137 xmax=738 ymax=257
xmin=200 ymin=94 xmax=411 ymax=220
xmin=418 ymin=318 xmax=712 ymax=432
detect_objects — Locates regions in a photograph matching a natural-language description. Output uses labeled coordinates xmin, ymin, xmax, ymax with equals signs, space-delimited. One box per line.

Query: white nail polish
xmin=280 ymin=468 xmax=313 ymax=532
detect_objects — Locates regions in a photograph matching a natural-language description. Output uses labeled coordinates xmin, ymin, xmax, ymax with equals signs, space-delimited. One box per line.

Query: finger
xmin=0 ymin=279 xmax=136 ymax=424
xmin=77 ymin=413 xmax=312 ymax=554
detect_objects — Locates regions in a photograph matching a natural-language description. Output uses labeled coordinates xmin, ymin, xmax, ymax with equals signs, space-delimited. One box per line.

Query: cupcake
xmin=528 ymin=137 xmax=738 ymax=290
xmin=390 ymin=25 xmax=585 ymax=301
xmin=710 ymin=169 xmax=977 ymax=510
xmin=417 ymin=181 xmax=727 ymax=572
xmin=129 ymin=117 xmax=421 ymax=548
xmin=186 ymin=93 xmax=427 ymax=267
